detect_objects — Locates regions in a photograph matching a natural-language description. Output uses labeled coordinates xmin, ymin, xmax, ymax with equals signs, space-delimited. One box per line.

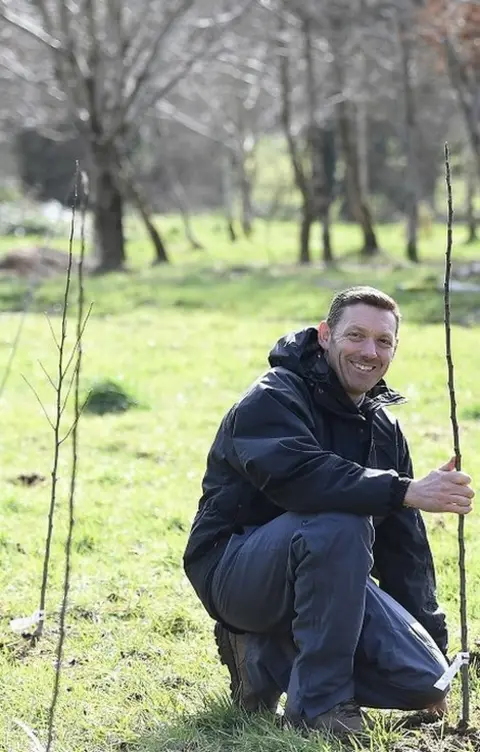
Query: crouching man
xmin=183 ymin=286 xmax=474 ymax=734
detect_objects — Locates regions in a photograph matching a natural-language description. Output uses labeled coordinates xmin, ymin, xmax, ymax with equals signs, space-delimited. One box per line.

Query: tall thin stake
xmin=444 ymin=142 xmax=469 ymax=727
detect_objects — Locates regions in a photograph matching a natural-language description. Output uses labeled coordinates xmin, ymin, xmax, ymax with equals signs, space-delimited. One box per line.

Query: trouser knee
xmin=295 ymin=513 xmax=374 ymax=560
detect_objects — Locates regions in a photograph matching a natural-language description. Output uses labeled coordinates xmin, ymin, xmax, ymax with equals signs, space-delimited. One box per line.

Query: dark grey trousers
xmin=211 ymin=512 xmax=449 ymax=721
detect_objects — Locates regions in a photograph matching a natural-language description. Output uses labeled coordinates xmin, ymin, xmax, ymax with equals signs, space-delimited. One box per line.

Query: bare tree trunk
xmin=309 ymin=126 xmax=336 ymax=266
xmin=356 ymin=0 xmax=369 ymax=200
xmin=142 ymin=208 xmax=169 ymax=263
xmin=309 ymin=124 xmax=336 ymax=266
xmin=165 ymin=165 xmax=204 ymax=250
xmin=236 ymin=103 xmax=255 ymax=238
xmin=336 ymin=98 xmax=379 ymax=257
xmin=300 ymin=200 xmax=314 ymax=264
xmin=137 ymin=207 xmax=168 ymax=265
xmin=322 ymin=207 xmax=333 ymax=265
xmin=153 ymin=120 xmax=203 ymax=251
xmin=278 ymin=16 xmax=313 ymax=264
xmin=406 ymin=206 xmax=419 ymax=262
xmin=119 ymin=161 xmax=169 ymax=263
xmin=222 ymin=149 xmax=237 ymax=242
xmin=465 ymin=157 xmax=478 ymax=244
xmin=303 ymin=17 xmax=334 ymax=265
xmin=356 ymin=100 xmax=369 ymax=199
xmin=444 ymin=37 xmax=480 ymax=182
xmin=326 ymin=7 xmax=379 ymax=258
xmin=91 ymin=143 xmax=126 ymax=271
xmin=397 ymin=5 xmax=420 ymax=263
xmin=278 ymin=10 xmax=311 ymax=264
xmin=239 ymin=156 xmax=254 ymax=238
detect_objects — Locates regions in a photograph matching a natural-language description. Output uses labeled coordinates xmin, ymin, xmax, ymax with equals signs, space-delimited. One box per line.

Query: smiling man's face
xmin=318 ymin=303 xmax=398 ymax=402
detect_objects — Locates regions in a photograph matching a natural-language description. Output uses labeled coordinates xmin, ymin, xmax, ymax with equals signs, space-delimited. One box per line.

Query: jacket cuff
xmin=390 ymin=475 xmax=411 ymax=508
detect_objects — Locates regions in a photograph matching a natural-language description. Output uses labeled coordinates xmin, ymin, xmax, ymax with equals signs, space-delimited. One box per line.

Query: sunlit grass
xmin=0 ymin=217 xmax=479 ymax=750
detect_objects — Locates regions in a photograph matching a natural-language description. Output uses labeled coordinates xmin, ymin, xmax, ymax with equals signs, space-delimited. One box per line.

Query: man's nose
xmin=360 ymin=338 xmax=377 ymax=358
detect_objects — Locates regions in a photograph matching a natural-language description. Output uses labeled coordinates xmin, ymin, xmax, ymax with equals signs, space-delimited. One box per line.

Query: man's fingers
xmin=446 ymin=484 xmax=475 ymax=498
xmin=449 ymin=471 xmax=472 ymax=485
xmin=444 ymin=496 xmax=473 ymax=514
xmin=443 ymin=505 xmax=472 ymax=515
xmin=447 ymin=494 xmax=473 ymax=507
xmin=439 ymin=457 xmax=456 ymax=472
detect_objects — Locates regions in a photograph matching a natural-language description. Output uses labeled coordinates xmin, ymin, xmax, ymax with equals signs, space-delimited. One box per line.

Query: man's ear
xmin=317 ymin=320 xmax=331 ymax=350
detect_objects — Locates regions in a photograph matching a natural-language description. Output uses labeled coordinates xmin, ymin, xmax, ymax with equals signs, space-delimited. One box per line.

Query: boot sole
xmin=214 ymin=622 xmax=241 ymax=702
xmin=284 ymin=714 xmax=364 ymax=736
xmin=214 ymin=623 xmax=281 ymax=713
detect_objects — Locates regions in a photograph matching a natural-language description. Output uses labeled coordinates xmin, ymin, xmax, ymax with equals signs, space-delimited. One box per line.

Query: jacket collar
xmin=269 ymin=326 xmax=406 ymax=416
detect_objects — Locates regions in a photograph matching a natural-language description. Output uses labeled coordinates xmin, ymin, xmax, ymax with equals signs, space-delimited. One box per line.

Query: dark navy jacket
xmin=183 ymin=327 xmax=448 ymax=653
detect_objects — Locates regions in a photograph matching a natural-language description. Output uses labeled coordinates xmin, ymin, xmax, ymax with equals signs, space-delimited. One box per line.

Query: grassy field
xmin=0 ymin=216 xmax=480 ymax=751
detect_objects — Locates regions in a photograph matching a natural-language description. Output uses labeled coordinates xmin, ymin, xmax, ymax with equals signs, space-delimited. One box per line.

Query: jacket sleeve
xmin=373 ymin=426 xmax=448 ymax=654
xmin=230 ymin=377 xmax=408 ymax=517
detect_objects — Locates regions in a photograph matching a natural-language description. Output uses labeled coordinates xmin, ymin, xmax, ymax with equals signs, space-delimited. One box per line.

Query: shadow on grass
xmin=0 ymin=260 xmax=479 ymax=326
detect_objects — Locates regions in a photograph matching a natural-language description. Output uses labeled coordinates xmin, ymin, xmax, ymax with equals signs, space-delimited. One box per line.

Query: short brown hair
xmin=326 ymin=286 xmax=401 ymax=334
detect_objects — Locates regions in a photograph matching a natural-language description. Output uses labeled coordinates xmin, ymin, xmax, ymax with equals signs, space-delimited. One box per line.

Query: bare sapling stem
xmin=444 ymin=142 xmax=469 ymax=728
xmin=45 ymin=166 xmax=89 ymax=751
xmin=31 ymin=168 xmax=80 ymax=645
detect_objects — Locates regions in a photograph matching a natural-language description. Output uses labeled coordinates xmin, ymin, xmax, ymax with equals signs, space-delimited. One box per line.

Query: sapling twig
xmin=444 ymin=142 xmax=469 ymax=728
xmin=0 ymin=283 xmax=37 ymax=402
xmin=22 ymin=374 xmax=56 ymax=430
xmin=44 ymin=314 xmax=60 ymax=350
xmin=38 ymin=360 xmax=57 ymax=391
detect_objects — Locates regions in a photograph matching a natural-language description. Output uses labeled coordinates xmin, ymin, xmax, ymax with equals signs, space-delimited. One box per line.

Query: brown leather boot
xmin=214 ymin=623 xmax=282 ymax=713
xmin=286 ymin=700 xmax=364 ymax=735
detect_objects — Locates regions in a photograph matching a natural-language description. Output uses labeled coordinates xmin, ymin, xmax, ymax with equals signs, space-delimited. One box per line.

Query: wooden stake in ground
xmin=443 ymin=142 xmax=469 ymax=728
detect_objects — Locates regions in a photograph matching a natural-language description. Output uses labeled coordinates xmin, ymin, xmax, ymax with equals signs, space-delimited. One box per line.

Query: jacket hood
xmin=268 ymin=327 xmax=406 ymax=412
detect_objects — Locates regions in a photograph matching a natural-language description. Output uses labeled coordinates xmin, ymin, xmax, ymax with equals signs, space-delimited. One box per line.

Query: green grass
xmin=0 ymin=218 xmax=480 ymax=750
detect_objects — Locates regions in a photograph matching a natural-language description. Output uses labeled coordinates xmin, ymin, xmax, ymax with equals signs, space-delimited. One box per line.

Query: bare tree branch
xmin=104 ymin=0 xmax=127 ymax=112
xmin=194 ymin=0 xmax=255 ymax=29
xmin=31 ymin=0 xmax=55 ymax=37
xmin=107 ymin=0 xmax=195 ymax=139
xmin=155 ymin=100 xmax=232 ymax=146
xmin=0 ymin=4 xmax=62 ymax=50
xmin=123 ymin=35 xmax=220 ymax=133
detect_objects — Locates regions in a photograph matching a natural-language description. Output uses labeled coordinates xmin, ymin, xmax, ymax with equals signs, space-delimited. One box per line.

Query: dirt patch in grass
xmin=0 ymin=246 xmax=94 ymax=278
xmin=392 ymin=725 xmax=480 ymax=751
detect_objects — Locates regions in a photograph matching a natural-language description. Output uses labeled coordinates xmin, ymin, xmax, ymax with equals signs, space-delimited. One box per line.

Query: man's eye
xmin=378 ymin=339 xmax=392 ymax=347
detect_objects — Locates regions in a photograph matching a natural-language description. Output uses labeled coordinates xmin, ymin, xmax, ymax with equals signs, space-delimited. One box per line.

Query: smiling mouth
xmin=350 ymin=362 xmax=376 ymax=373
